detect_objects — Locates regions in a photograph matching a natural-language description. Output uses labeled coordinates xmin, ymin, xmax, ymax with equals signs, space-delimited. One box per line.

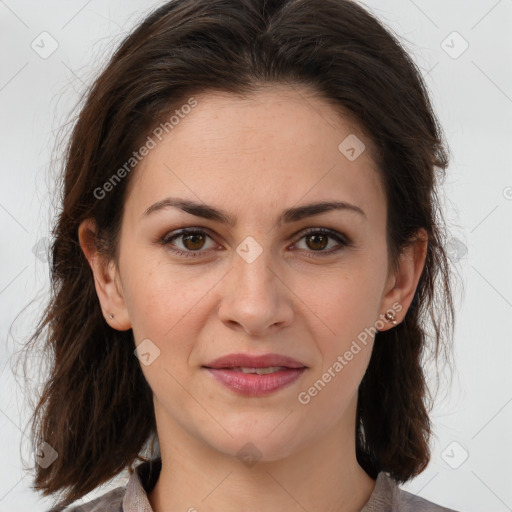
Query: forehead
xmin=125 ymin=85 xmax=386 ymax=227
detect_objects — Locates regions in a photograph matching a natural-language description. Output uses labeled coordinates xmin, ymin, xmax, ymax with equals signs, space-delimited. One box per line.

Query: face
xmin=86 ymin=85 xmax=417 ymax=462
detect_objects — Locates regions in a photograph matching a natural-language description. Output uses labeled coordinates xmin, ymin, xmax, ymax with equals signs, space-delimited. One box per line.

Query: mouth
xmin=203 ymin=352 xmax=307 ymax=370
xmin=212 ymin=366 xmax=291 ymax=375
xmin=202 ymin=353 xmax=307 ymax=396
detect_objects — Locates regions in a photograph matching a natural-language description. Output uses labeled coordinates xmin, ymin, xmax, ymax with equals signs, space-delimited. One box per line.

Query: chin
xmin=201 ymin=418 xmax=304 ymax=464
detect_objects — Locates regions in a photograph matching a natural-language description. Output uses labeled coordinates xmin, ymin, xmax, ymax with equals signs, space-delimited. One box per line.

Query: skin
xmin=79 ymin=84 xmax=427 ymax=512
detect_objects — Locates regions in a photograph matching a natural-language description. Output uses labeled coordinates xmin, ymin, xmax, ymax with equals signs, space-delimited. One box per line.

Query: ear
xmin=78 ymin=219 xmax=132 ymax=331
xmin=377 ymin=228 xmax=428 ymax=331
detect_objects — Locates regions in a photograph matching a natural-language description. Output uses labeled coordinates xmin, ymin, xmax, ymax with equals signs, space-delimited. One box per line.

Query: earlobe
xmin=378 ymin=229 xmax=428 ymax=330
xmin=78 ymin=219 xmax=132 ymax=331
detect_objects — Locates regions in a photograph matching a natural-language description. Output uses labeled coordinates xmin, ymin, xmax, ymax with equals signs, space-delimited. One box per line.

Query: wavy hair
xmin=22 ymin=0 xmax=455 ymax=509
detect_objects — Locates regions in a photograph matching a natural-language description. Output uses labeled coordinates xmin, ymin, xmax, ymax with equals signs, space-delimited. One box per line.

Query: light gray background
xmin=1 ymin=1 xmax=511 ymax=511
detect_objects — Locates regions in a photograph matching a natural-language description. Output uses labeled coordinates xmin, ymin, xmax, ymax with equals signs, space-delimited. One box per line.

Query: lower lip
xmin=204 ymin=367 xmax=306 ymax=396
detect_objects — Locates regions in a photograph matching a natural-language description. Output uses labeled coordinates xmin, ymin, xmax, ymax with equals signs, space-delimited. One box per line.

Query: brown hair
xmin=23 ymin=0 xmax=455 ymax=508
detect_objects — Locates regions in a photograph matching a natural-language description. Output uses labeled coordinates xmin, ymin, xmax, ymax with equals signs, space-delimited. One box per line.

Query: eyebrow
xmin=142 ymin=197 xmax=366 ymax=226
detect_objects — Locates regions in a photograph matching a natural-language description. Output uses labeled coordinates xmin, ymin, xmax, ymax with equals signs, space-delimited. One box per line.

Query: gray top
xmin=62 ymin=458 xmax=459 ymax=512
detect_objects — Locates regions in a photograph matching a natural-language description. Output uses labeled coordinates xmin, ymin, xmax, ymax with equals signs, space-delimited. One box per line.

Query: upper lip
xmin=203 ymin=353 xmax=307 ymax=369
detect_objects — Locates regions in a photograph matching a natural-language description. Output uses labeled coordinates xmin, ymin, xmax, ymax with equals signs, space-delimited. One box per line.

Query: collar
xmin=122 ymin=457 xmax=395 ymax=512
xmin=123 ymin=457 xmax=162 ymax=512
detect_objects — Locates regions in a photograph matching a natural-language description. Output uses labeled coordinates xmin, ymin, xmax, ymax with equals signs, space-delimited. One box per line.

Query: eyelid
xmin=160 ymin=227 xmax=219 ymax=252
xmin=296 ymin=227 xmax=352 ymax=246
xmin=160 ymin=226 xmax=351 ymax=257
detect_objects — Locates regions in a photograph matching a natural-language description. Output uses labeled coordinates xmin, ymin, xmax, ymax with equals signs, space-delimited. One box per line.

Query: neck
xmin=148 ymin=395 xmax=376 ymax=512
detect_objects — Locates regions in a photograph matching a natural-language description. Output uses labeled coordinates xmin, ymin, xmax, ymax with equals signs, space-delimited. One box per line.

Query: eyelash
xmin=159 ymin=227 xmax=351 ymax=259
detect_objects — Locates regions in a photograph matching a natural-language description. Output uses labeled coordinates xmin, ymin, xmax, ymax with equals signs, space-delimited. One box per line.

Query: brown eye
xmin=305 ymin=233 xmax=329 ymax=251
xmin=161 ymin=227 xmax=350 ymax=259
xmin=293 ymin=228 xmax=350 ymax=256
xmin=181 ymin=232 xmax=207 ymax=250
xmin=161 ymin=228 xmax=217 ymax=258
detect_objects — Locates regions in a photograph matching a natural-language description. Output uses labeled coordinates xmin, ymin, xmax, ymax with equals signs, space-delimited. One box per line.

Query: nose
xmin=217 ymin=245 xmax=294 ymax=336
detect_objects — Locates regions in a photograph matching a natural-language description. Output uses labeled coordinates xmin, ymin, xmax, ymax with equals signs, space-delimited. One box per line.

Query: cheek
xmin=305 ymin=263 xmax=385 ymax=342
xmin=121 ymin=251 xmax=211 ymax=338
xmin=122 ymin=260 xmax=209 ymax=404
xmin=298 ymin=256 xmax=385 ymax=401
xmin=295 ymin=341 xmax=373 ymax=442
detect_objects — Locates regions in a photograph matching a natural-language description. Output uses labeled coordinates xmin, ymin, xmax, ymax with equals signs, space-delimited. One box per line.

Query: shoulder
xmin=362 ymin=471 xmax=460 ymax=512
xmin=54 ymin=457 xmax=160 ymax=512
xmin=396 ymin=486 xmax=460 ymax=512
xmin=60 ymin=485 xmax=126 ymax=512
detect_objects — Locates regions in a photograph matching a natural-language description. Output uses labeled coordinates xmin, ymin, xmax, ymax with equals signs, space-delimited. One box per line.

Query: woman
xmin=26 ymin=0 xmax=458 ymax=510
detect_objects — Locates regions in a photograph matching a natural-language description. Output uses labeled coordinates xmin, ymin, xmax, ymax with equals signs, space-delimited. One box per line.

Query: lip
xmin=205 ymin=367 xmax=307 ymax=396
xmin=203 ymin=353 xmax=306 ymax=369
xmin=202 ymin=353 xmax=307 ymax=397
